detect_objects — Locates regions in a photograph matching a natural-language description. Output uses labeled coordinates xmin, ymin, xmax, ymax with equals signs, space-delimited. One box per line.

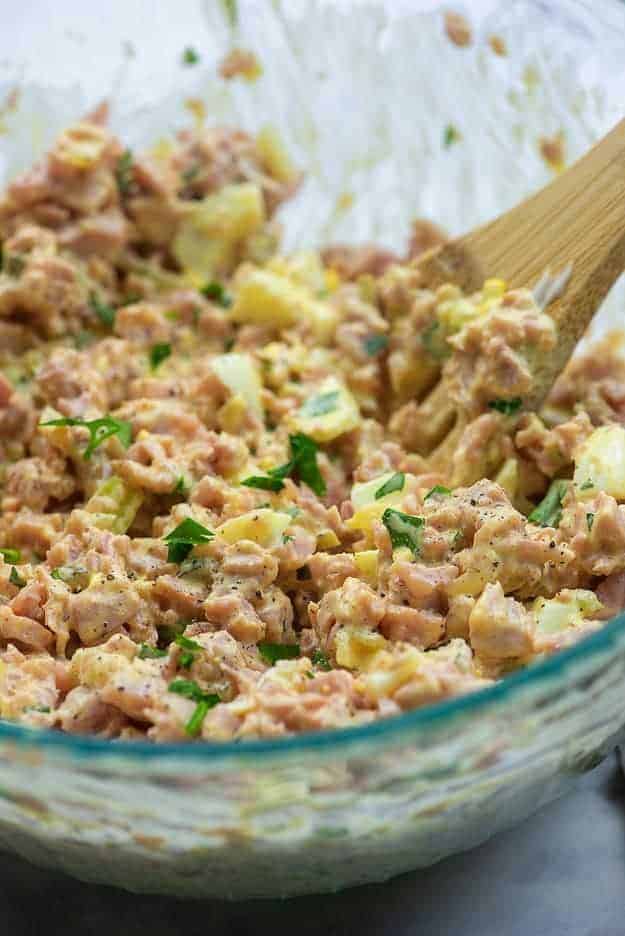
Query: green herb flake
xmin=288 ymin=432 xmax=326 ymax=496
xmin=174 ymin=633 xmax=203 ymax=669
xmin=74 ymin=330 xmax=96 ymax=350
xmin=138 ymin=644 xmax=168 ymax=660
xmin=89 ymin=292 xmax=116 ymax=329
xmin=244 ymin=435 xmax=326 ymax=498
xmin=200 ymin=280 xmax=232 ymax=308
xmin=185 ymin=698 xmax=212 ymax=737
xmin=9 ymin=567 xmax=26 ymax=588
xmin=115 ymin=149 xmax=134 ymax=196
xmin=443 ymin=124 xmax=460 ymax=148
xmin=6 ymin=254 xmax=25 ymax=277
xmin=452 ymin=529 xmax=464 ymax=548
xmin=586 ymin=512 xmax=595 ymax=532
xmin=282 ymin=533 xmax=295 ymax=544
xmin=221 ymin=0 xmax=238 ymax=27
xmin=168 ymin=677 xmax=212 ymax=702
xmin=528 ymin=479 xmax=569 ymax=529
xmin=0 ymin=548 xmax=21 ymax=564
xmin=163 ymin=518 xmax=214 ymax=563
xmin=488 ymin=397 xmax=523 ymax=416
xmin=223 ymin=336 xmax=235 ymax=351
xmin=311 ymin=649 xmax=331 ymax=670
xmin=580 ymin=479 xmax=595 ymax=491
xmin=363 ymin=334 xmax=389 ymax=356
xmin=157 ymin=619 xmax=188 ymax=647
xmin=119 ymin=293 xmax=141 ymax=306
xmin=241 ymin=474 xmax=285 ymax=492
xmin=40 ymin=415 xmax=132 ymax=460
xmin=422 ymin=320 xmax=449 ymax=360
xmin=375 ymin=472 xmax=405 ymax=500
xmin=149 ymin=342 xmax=172 ymax=370
xmin=182 ymin=46 xmax=200 ymax=66
xmin=258 ymin=642 xmax=301 ymax=665
xmin=424 ymin=484 xmax=452 ymax=501
xmin=172 ymin=475 xmax=189 ymax=496
xmin=168 ymin=678 xmax=220 ymax=737
xmin=299 ymin=390 xmax=340 ymax=419
xmin=181 ymin=165 xmax=200 ymax=184
xmin=382 ymin=508 xmax=425 ymax=556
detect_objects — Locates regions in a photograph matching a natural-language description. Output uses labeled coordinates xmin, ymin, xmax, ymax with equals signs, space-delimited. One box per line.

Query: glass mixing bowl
xmin=1 ymin=0 xmax=625 ymax=899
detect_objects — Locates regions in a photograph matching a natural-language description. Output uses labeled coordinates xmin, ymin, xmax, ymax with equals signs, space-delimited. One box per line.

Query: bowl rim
xmin=2 ymin=0 xmax=625 ymax=765
xmin=2 ymin=610 xmax=624 ymax=762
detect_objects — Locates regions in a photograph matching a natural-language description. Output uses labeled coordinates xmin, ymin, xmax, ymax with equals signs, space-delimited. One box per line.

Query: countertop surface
xmin=2 ymin=754 xmax=624 ymax=936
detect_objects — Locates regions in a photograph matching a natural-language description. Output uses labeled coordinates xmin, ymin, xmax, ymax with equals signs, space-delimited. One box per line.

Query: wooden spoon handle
xmin=419 ymin=118 xmax=625 ymax=408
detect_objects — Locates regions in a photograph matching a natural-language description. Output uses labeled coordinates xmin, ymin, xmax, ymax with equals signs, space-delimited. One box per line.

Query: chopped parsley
xmin=119 ymin=293 xmax=141 ymax=306
xmin=182 ymin=46 xmax=200 ymax=66
xmin=74 ymin=330 xmax=96 ymax=350
xmin=115 ymin=149 xmax=134 ymax=196
xmin=282 ymin=533 xmax=295 ymax=544
xmin=422 ymin=320 xmax=448 ymax=360
xmin=299 ymin=390 xmax=340 ymax=419
xmin=288 ymin=433 xmax=326 ymax=496
xmin=0 ymin=548 xmax=21 ymax=564
xmin=50 ymin=565 xmax=89 ymax=591
xmin=528 ymin=479 xmax=568 ymax=529
xmin=424 ymin=484 xmax=452 ymax=501
xmin=168 ymin=678 xmax=220 ymax=737
xmin=185 ymin=699 xmax=214 ymax=737
xmin=363 ymin=334 xmax=389 ymax=356
xmin=586 ymin=512 xmax=595 ymax=532
xmin=163 ymin=518 xmax=214 ymax=563
xmin=382 ymin=508 xmax=425 ymax=556
xmin=181 ymin=164 xmax=200 ymax=184
xmin=50 ymin=567 xmax=72 ymax=582
xmin=9 ymin=567 xmax=26 ymax=588
xmin=174 ymin=633 xmax=203 ymax=669
xmin=258 ymin=642 xmax=301 ymax=665
xmin=40 ymin=415 xmax=132 ymax=460
xmin=311 ymin=649 xmax=331 ymax=670
xmin=172 ymin=475 xmax=189 ymax=496
xmin=443 ymin=124 xmax=460 ymax=147
xmin=200 ymin=280 xmax=232 ymax=308
xmin=223 ymin=336 xmax=235 ymax=351
xmin=241 ymin=433 xmax=326 ymax=497
xmin=375 ymin=472 xmax=405 ymax=500
xmin=580 ymin=479 xmax=595 ymax=491
xmin=5 ymin=254 xmax=25 ymax=277
xmin=488 ymin=397 xmax=522 ymax=416
xmin=452 ymin=528 xmax=464 ymax=548
xmin=241 ymin=474 xmax=285 ymax=492
xmin=157 ymin=619 xmax=188 ymax=647
xmin=138 ymin=644 xmax=168 ymax=660
xmin=149 ymin=342 xmax=172 ymax=370
xmin=89 ymin=292 xmax=116 ymax=329
xmin=221 ymin=0 xmax=238 ymax=27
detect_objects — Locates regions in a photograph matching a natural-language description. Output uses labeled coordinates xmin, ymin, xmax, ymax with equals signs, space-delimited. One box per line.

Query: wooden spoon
xmin=413 ymin=117 xmax=625 ymax=457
